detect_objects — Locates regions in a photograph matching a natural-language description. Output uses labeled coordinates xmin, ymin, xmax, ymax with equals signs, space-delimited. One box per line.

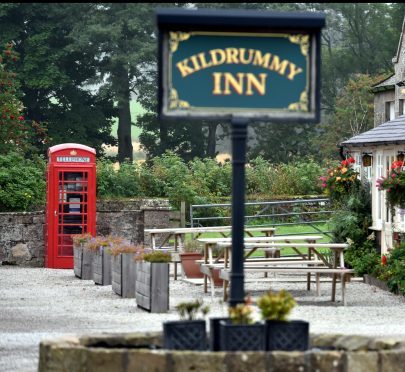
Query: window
xmin=385 ymin=101 xmax=395 ymax=121
xmin=400 ymin=99 xmax=405 ymax=116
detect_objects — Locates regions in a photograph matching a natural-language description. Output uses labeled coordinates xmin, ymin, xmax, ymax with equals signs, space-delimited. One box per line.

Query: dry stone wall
xmin=0 ymin=199 xmax=170 ymax=267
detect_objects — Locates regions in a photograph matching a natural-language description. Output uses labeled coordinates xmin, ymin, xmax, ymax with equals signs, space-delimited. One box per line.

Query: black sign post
xmin=156 ymin=8 xmax=325 ymax=306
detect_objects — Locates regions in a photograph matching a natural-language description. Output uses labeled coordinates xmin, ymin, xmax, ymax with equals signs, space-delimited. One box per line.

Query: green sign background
xmin=168 ymin=32 xmax=309 ymax=113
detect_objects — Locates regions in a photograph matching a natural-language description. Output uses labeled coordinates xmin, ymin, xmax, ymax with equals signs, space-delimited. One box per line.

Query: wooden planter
xmin=136 ymin=262 xmax=169 ymax=313
xmin=93 ymin=248 xmax=112 ymax=286
xmin=73 ymin=245 xmax=94 ymax=280
xmin=111 ymin=253 xmax=137 ymax=298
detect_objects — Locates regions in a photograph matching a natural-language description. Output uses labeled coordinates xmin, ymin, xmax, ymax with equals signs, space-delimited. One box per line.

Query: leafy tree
xmin=0 ymin=42 xmax=48 ymax=154
xmin=314 ymin=73 xmax=387 ymax=159
xmin=0 ymin=3 xmax=116 ymax=156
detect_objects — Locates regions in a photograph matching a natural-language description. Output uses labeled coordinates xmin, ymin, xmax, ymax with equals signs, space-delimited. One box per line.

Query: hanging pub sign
xmin=157 ymin=8 xmax=325 ymax=123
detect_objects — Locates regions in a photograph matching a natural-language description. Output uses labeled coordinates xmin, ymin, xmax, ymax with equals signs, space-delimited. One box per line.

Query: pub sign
xmin=157 ymin=8 xmax=325 ymax=122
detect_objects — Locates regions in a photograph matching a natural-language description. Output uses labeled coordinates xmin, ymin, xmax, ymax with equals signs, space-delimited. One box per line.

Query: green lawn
xmin=179 ymin=223 xmax=330 ymax=257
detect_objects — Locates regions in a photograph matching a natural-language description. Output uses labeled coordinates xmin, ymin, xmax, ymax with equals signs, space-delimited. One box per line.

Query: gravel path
xmin=1 ymin=267 xmax=405 ymax=372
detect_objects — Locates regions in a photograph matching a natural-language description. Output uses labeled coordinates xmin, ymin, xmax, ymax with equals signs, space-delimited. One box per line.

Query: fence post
xmin=180 ymin=201 xmax=186 ymax=228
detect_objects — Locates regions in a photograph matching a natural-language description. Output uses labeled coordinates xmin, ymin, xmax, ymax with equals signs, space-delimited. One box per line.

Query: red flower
xmin=18 ymin=116 xmax=24 ymax=121
xmin=341 ymin=160 xmax=348 ymax=166
xmin=9 ymin=115 xmax=14 ymax=119
xmin=381 ymin=255 xmax=387 ymax=266
xmin=348 ymin=157 xmax=355 ymax=164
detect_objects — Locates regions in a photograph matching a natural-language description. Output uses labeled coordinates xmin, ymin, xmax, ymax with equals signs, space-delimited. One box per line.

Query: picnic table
xmin=216 ymin=241 xmax=353 ymax=305
xmin=198 ymin=235 xmax=323 ymax=298
xmin=144 ymin=226 xmax=276 ymax=279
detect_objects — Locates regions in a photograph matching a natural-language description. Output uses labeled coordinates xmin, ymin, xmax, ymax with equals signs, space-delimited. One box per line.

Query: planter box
xmin=93 ymin=248 xmax=112 ymax=286
xmin=136 ymin=262 xmax=169 ymax=313
xmin=363 ymin=274 xmax=391 ymax=292
xmin=163 ymin=320 xmax=207 ymax=350
xmin=111 ymin=253 xmax=137 ymax=298
xmin=73 ymin=245 xmax=94 ymax=280
xmin=219 ymin=321 xmax=266 ymax=351
xmin=209 ymin=317 xmax=229 ymax=351
xmin=266 ymin=320 xmax=309 ymax=351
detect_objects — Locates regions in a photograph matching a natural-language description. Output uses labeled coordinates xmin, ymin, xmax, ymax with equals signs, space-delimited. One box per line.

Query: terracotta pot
xmin=211 ymin=267 xmax=224 ymax=287
xmin=180 ymin=252 xmax=204 ymax=278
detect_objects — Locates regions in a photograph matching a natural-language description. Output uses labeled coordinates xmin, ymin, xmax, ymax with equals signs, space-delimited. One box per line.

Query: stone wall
xmin=38 ymin=332 xmax=405 ymax=372
xmin=0 ymin=199 xmax=170 ymax=267
xmin=374 ymin=89 xmax=395 ymax=127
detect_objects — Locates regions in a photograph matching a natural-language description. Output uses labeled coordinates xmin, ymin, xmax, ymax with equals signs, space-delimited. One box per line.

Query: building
xmin=341 ymin=17 xmax=405 ymax=254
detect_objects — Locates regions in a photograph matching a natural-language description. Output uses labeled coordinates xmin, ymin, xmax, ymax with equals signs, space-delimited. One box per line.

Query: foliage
xmin=137 ymin=249 xmax=172 ymax=263
xmin=0 ymin=152 xmax=46 ymax=211
xmin=375 ymin=243 xmax=405 ymax=295
xmin=344 ymin=237 xmax=380 ymax=277
xmin=228 ymin=295 xmax=255 ymax=325
xmin=0 ymin=3 xmax=116 ymax=157
xmin=86 ymin=235 xmax=111 ymax=251
xmin=106 ymin=237 xmax=143 ymax=257
xmin=257 ymin=290 xmax=296 ymax=321
xmin=320 ymin=157 xmax=361 ymax=204
xmin=175 ymin=299 xmax=210 ymax=321
xmin=72 ymin=233 xmax=93 ymax=247
xmin=0 ymin=42 xmax=48 ymax=155
xmin=182 ymin=240 xmax=203 ymax=254
xmin=377 ymin=160 xmax=405 ymax=212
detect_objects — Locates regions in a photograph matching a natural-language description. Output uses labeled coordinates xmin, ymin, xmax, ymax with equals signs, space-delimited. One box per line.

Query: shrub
xmin=0 ymin=152 xmax=46 ymax=211
xmin=257 ymin=289 xmax=296 ymax=321
xmin=175 ymin=299 xmax=210 ymax=320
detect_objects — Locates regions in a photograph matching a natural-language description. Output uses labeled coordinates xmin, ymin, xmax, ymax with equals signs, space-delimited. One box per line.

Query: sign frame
xmin=157 ymin=8 xmax=325 ymax=123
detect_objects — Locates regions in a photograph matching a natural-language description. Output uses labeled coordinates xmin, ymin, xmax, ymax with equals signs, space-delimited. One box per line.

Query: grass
xmin=178 ymin=223 xmax=331 ymax=257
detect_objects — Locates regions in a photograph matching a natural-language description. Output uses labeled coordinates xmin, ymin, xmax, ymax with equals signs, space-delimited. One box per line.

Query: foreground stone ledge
xmin=38 ymin=332 xmax=405 ymax=372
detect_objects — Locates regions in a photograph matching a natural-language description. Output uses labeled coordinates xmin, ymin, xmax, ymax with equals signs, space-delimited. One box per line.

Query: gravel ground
xmin=1 ymin=267 xmax=405 ymax=372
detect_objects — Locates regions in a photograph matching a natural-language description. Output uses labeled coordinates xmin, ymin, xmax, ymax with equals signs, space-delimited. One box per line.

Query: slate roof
xmin=342 ymin=115 xmax=405 ymax=147
xmin=371 ymin=74 xmax=396 ymax=92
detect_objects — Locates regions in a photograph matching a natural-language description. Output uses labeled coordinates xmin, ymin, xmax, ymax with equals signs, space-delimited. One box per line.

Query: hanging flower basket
xmin=377 ymin=160 xmax=405 ymax=210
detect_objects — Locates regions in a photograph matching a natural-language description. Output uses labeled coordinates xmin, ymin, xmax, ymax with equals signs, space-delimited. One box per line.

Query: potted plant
xmin=163 ymin=299 xmax=210 ymax=350
xmin=219 ymin=295 xmax=265 ymax=351
xmin=209 ymin=300 xmax=229 ymax=351
xmin=88 ymin=235 xmax=113 ymax=286
xmin=377 ymin=159 xmax=405 ymax=215
xmin=180 ymin=240 xmax=204 ymax=279
xmin=257 ymin=289 xmax=309 ymax=351
xmin=109 ymin=239 xmax=143 ymax=298
xmin=72 ymin=233 xmax=93 ymax=280
xmin=135 ymin=249 xmax=171 ymax=313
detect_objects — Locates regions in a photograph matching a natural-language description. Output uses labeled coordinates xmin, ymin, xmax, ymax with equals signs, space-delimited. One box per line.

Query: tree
xmin=313 ymin=73 xmax=387 ymax=159
xmin=0 ymin=3 xmax=116 ymax=156
xmin=0 ymin=42 xmax=48 ymax=154
xmin=70 ymin=3 xmax=164 ymax=162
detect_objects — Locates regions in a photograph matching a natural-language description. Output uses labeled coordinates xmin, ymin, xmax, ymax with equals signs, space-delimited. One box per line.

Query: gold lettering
xmin=189 ymin=55 xmax=201 ymax=72
xmin=198 ymin=52 xmax=212 ymax=69
xmin=287 ymin=63 xmax=303 ymax=80
xmin=225 ymin=48 xmax=239 ymax=64
xmin=239 ymin=48 xmax=254 ymax=64
xmin=176 ymin=59 xmax=194 ymax=78
xmin=224 ymin=72 xmax=244 ymax=95
xmin=212 ymin=72 xmax=222 ymax=95
xmin=252 ymin=51 xmax=271 ymax=68
xmin=269 ymin=56 xmax=289 ymax=76
xmin=210 ymin=49 xmax=226 ymax=66
xmin=246 ymin=73 xmax=267 ymax=95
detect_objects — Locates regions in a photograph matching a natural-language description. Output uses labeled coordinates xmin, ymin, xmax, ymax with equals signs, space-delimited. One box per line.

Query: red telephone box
xmin=45 ymin=144 xmax=96 ymax=268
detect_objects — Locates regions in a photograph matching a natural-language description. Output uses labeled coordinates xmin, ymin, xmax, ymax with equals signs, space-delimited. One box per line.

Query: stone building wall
xmin=373 ymin=89 xmax=395 ymax=127
xmin=0 ymin=199 xmax=170 ymax=267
